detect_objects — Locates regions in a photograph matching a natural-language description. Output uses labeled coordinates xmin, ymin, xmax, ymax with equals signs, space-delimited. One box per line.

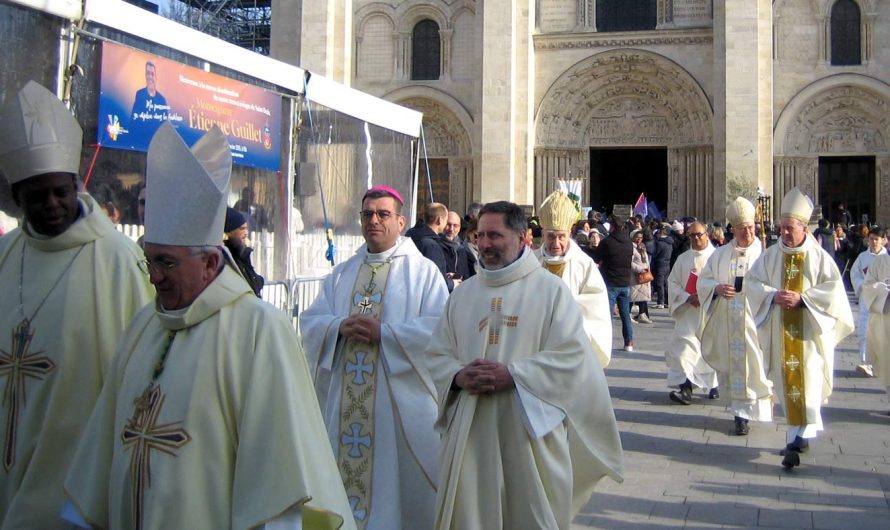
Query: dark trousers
xmin=653 ymin=266 xmax=669 ymax=305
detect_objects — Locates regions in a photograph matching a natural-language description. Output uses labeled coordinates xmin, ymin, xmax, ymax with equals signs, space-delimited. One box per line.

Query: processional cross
xmin=121 ymin=384 xmax=191 ymax=530
xmin=478 ymin=297 xmax=519 ymax=345
xmin=0 ymin=319 xmax=55 ymax=470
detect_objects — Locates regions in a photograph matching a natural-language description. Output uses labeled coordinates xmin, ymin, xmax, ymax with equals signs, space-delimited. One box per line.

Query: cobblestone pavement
xmin=572 ymin=302 xmax=890 ymax=529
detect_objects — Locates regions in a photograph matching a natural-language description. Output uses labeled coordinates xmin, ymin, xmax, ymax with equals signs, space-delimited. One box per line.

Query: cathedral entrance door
xmin=818 ymin=156 xmax=875 ymax=226
xmin=589 ymin=147 xmax=668 ymax=217
xmin=416 ymin=158 xmax=450 ymax=220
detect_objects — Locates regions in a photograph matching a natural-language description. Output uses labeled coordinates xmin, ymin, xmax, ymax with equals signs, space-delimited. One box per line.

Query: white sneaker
xmin=856 ymin=364 xmax=875 ymax=377
xmin=637 ymin=314 xmax=653 ymax=324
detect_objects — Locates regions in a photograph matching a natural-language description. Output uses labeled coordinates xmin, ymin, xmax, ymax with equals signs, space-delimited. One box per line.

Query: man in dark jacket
xmin=406 ymin=202 xmax=454 ymax=289
xmin=651 ymin=224 xmax=674 ymax=308
xmin=813 ymin=218 xmax=835 ymax=259
xmin=440 ymin=210 xmax=477 ymax=291
xmin=592 ymin=216 xmax=635 ymax=351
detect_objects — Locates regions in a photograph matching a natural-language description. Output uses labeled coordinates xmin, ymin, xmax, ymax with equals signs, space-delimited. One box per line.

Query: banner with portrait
xmin=97 ymin=41 xmax=282 ymax=171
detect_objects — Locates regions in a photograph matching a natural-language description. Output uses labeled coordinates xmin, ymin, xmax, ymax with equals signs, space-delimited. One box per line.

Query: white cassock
xmin=64 ymin=266 xmax=353 ymax=529
xmin=300 ymin=237 xmax=448 ymax=530
xmin=665 ymin=245 xmax=718 ymax=389
xmin=534 ymin=242 xmax=613 ymax=367
xmin=697 ymin=239 xmax=773 ymax=421
xmin=746 ymin=235 xmax=854 ymax=442
xmin=0 ymin=194 xmax=152 ymax=529
xmin=861 ymin=255 xmax=890 ymax=391
xmin=426 ymin=248 xmax=623 ymax=530
xmin=850 ymin=248 xmax=888 ymax=362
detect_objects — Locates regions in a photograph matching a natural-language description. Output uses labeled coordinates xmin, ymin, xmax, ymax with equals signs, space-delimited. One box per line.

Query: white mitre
xmin=0 ymin=80 xmax=82 ymax=185
xmin=726 ymin=196 xmax=756 ymax=226
xmin=779 ymin=187 xmax=814 ymax=224
xmin=144 ymin=122 xmax=231 ymax=246
xmin=538 ymin=190 xmax=580 ymax=232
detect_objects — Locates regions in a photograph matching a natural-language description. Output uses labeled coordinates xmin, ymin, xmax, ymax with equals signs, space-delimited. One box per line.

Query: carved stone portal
xmin=782 ymin=85 xmax=890 ymax=156
xmin=535 ymin=50 xmax=713 ymax=148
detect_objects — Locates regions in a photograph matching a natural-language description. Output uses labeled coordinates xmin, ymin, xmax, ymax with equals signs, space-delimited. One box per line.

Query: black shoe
xmin=779 ymin=436 xmax=810 ymax=455
xmin=734 ymin=417 xmax=749 ymax=436
xmin=669 ymin=386 xmax=692 ymax=405
xmin=708 ymin=387 xmax=720 ymax=399
xmin=781 ymin=451 xmax=800 ymax=469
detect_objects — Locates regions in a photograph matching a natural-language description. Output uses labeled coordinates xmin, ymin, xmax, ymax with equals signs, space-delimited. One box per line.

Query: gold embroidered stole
xmin=542 ymin=260 xmax=566 ymax=278
xmin=338 ymin=260 xmax=391 ymax=528
xmin=727 ymin=249 xmax=749 ymax=401
xmin=781 ymin=251 xmax=807 ymax=425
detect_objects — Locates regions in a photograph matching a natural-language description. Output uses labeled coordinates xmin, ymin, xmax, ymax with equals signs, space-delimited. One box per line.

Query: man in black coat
xmin=651 ymin=224 xmax=674 ymax=308
xmin=592 ymin=216 xmax=635 ymax=351
xmin=406 ymin=202 xmax=454 ymax=289
xmin=440 ymin=210 xmax=477 ymax=291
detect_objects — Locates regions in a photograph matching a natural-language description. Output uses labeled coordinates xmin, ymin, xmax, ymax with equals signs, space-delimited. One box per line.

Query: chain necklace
xmin=17 ymin=240 xmax=85 ymax=332
xmin=133 ymin=331 xmax=177 ymax=414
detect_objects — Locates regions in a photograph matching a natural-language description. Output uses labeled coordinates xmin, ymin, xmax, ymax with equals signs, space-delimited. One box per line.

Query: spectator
xmin=592 ymin=215 xmax=635 ymax=351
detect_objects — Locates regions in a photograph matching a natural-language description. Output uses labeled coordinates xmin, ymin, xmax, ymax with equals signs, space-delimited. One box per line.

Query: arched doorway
xmin=534 ymin=49 xmax=713 ymax=219
xmin=773 ymin=74 xmax=890 ymax=227
xmin=393 ymin=93 xmax=474 ymax=216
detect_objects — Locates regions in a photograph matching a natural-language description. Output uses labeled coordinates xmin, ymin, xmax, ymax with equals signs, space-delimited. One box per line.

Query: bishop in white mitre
xmin=746 ymin=187 xmax=853 ymax=469
xmin=665 ymin=221 xmax=718 ymax=405
xmin=63 ymin=123 xmax=353 ymax=529
xmin=697 ymin=197 xmax=772 ymax=436
xmin=426 ymin=201 xmax=622 ymax=530
xmin=861 ymin=254 xmax=890 ymax=410
xmin=0 ymin=81 xmax=152 ymax=529
xmin=300 ymin=185 xmax=448 ymax=530
xmin=533 ymin=191 xmax=612 ymax=367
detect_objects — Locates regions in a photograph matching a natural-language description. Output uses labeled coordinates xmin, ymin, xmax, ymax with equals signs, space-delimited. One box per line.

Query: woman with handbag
xmin=631 ymin=229 xmax=654 ymax=323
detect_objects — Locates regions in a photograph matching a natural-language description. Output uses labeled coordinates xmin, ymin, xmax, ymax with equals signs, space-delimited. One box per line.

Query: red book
xmin=685 ymin=270 xmax=698 ymax=295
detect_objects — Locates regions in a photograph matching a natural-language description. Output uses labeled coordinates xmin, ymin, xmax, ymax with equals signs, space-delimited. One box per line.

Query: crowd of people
xmin=0 ymin=80 xmax=888 ymax=530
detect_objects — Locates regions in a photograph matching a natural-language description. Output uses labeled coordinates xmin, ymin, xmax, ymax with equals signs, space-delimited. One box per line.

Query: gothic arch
xmin=535 ymin=49 xmax=713 ymax=148
xmin=397 ymin=5 xmax=449 ymax=32
xmin=774 ymin=74 xmax=890 ymax=156
xmin=385 ymin=86 xmax=474 ymax=157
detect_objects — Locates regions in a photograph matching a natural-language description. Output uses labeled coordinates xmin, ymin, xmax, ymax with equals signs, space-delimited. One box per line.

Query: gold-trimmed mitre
xmin=779 ymin=187 xmax=814 ymax=224
xmin=0 ymin=81 xmax=83 ymax=185
xmin=726 ymin=197 xmax=756 ymax=226
xmin=144 ymin=122 xmax=232 ymax=247
xmin=538 ymin=191 xmax=580 ymax=232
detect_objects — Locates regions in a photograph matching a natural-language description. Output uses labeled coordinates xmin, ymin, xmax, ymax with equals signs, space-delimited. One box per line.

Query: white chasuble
xmin=665 ymin=245 xmax=717 ymax=389
xmin=861 ymin=255 xmax=890 ymax=390
xmin=64 ymin=267 xmax=353 ymax=530
xmin=300 ymin=238 xmax=448 ymax=530
xmin=746 ymin=235 xmax=853 ymax=437
xmin=534 ymin=242 xmax=613 ymax=367
xmin=426 ymin=249 xmax=623 ymax=530
xmin=0 ymin=194 xmax=152 ymax=529
xmin=698 ymin=240 xmax=773 ymax=421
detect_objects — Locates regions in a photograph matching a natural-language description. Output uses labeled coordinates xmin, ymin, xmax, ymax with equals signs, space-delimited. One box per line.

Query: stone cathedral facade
xmin=272 ymin=0 xmax=890 ymax=226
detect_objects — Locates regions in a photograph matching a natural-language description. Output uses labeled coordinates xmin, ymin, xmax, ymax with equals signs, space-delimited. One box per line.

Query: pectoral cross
xmin=0 ymin=319 xmax=55 ymax=470
xmin=478 ymin=297 xmax=519 ymax=345
xmin=353 ymin=291 xmax=382 ymax=316
xmin=784 ymin=261 xmax=801 ymax=282
xmin=121 ymin=385 xmax=191 ymax=530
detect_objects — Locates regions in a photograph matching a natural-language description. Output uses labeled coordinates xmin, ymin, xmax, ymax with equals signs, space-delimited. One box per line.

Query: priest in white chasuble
xmin=426 ymin=201 xmax=623 ymax=530
xmin=861 ymin=254 xmax=890 ymax=410
xmin=533 ymin=191 xmax=612 ymax=367
xmin=665 ymin=222 xmax=718 ymax=405
xmin=697 ymin=198 xmax=772 ymax=436
xmin=747 ymin=187 xmax=853 ymax=469
xmin=0 ymin=81 xmax=152 ymax=529
xmin=300 ymin=186 xmax=448 ymax=530
xmin=63 ymin=123 xmax=353 ymax=530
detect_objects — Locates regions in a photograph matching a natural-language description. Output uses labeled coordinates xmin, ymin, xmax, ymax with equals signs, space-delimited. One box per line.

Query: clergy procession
xmin=0 ymin=79 xmax=888 ymax=530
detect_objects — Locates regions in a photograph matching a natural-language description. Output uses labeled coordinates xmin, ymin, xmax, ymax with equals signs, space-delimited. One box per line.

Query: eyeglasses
xmin=139 ymin=257 xmax=180 ymax=275
xmin=689 ymin=232 xmax=707 ymax=238
xmin=360 ymin=209 xmax=395 ymax=222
